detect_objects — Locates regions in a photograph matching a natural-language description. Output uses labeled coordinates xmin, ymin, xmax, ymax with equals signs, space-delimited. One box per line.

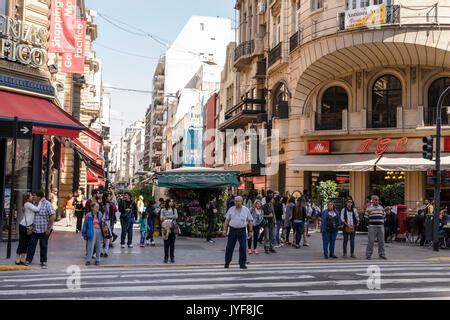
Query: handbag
xmin=345 ymin=225 xmax=355 ymax=233
xmin=24 ymin=215 xmax=35 ymax=236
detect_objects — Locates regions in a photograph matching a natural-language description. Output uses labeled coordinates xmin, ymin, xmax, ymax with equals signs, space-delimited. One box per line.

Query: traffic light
xmin=422 ymin=136 xmax=433 ymax=160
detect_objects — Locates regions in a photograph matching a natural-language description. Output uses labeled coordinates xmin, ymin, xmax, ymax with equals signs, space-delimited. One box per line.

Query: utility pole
xmin=433 ymin=86 xmax=450 ymax=252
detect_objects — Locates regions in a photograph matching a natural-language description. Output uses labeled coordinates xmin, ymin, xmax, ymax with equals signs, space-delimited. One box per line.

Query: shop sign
xmin=308 ymin=141 xmax=330 ymax=154
xmin=357 ymin=137 xmax=408 ymax=155
xmin=0 ymin=121 xmax=32 ymax=139
xmin=49 ymin=0 xmax=76 ymax=53
xmin=0 ymin=15 xmax=48 ymax=68
xmin=444 ymin=137 xmax=450 ymax=152
xmin=61 ymin=20 xmax=86 ymax=74
xmin=345 ymin=3 xmax=386 ymax=30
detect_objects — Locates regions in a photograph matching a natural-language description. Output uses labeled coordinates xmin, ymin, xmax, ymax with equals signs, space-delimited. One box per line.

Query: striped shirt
xmin=365 ymin=204 xmax=385 ymax=226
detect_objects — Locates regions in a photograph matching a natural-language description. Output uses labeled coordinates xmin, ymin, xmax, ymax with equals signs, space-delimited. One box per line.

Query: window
xmin=200 ymin=23 xmax=205 ymax=31
xmin=360 ymin=0 xmax=369 ymax=7
xmin=311 ymin=0 xmax=323 ymax=11
xmin=0 ymin=0 xmax=7 ymax=15
xmin=316 ymin=86 xmax=348 ymax=130
xmin=369 ymin=75 xmax=402 ymax=128
xmin=426 ymin=77 xmax=450 ymax=126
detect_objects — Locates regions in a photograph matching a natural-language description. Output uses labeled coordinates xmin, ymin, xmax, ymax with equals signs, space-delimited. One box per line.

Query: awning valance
xmin=156 ymin=167 xmax=240 ymax=189
xmin=288 ymin=154 xmax=381 ymax=172
xmin=0 ymin=90 xmax=83 ymax=138
xmin=375 ymin=153 xmax=450 ymax=171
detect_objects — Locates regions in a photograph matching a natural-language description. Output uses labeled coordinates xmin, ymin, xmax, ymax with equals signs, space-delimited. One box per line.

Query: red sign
xmin=308 ymin=141 xmax=330 ymax=154
xmin=357 ymin=137 xmax=408 ymax=155
xmin=33 ymin=125 xmax=80 ymax=138
xmin=445 ymin=137 xmax=450 ymax=152
xmin=49 ymin=0 xmax=76 ymax=53
xmin=61 ymin=20 xmax=86 ymax=74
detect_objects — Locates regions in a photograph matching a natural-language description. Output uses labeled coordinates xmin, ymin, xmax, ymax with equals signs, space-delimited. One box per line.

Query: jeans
xmin=322 ymin=231 xmax=338 ymax=257
xmin=75 ymin=210 xmax=84 ymax=232
xmin=164 ymin=233 xmax=176 ymax=260
xmin=264 ymin=222 xmax=275 ymax=250
xmin=343 ymin=230 xmax=356 ymax=255
xmin=293 ymin=221 xmax=305 ymax=245
xmin=146 ymin=220 xmax=155 ymax=241
xmin=285 ymin=226 xmax=292 ymax=243
xmin=225 ymin=227 xmax=247 ymax=267
xmin=303 ymin=221 xmax=309 ymax=244
xmin=86 ymin=228 xmax=103 ymax=262
xmin=366 ymin=225 xmax=386 ymax=258
xmin=248 ymin=225 xmax=261 ymax=250
xmin=140 ymin=232 xmax=146 ymax=246
xmin=206 ymin=216 xmax=216 ymax=241
xmin=26 ymin=232 xmax=49 ymax=264
xmin=275 ymin=220 xmax=283 ymax=245
xmin=120 ymin=215 xmax=134 ymax=246
xmin=102 ymin=220 xmax=112 ymax=255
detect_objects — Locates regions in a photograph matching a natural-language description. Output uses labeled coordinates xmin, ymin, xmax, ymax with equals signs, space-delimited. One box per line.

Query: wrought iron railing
xmin=315 ymin=112 xmax=343 ymax=131
xmin=289 ymin=31 xmax=300 ymax=52
xmin=234 ymin=40 xmax=255 ymax=62
xmin=367 ymin=110 xmax=397 ymax=129
xmin=268 ymin=42 xmax=282 ymax=67
xmin=225 ymin=98 xmax=266 ymax=120
xmin=338 ymin=5 xmax=401 ymax=31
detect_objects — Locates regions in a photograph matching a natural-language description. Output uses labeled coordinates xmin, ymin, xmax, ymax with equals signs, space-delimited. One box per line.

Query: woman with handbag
xmin=248 ymin=200 xmax=264 ymax=255
xmin=341 ymin=198 xmax=360 ymax=258
xmin=82 ymin=202 xmax=105 ymax=266
xmin=319 ymin=201 xmax=342 ymax=259
xmin=160 ymin=199 xmax=178 ymax=263
xmin=15 ymin=193 xmax=42 ymax=265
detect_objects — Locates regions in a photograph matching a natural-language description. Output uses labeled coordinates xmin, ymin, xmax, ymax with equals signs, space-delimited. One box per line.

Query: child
xmin=145 ymin=200 xmax=156 ymax=246
xmin=137 ymin=212 xmax=150 ymax=247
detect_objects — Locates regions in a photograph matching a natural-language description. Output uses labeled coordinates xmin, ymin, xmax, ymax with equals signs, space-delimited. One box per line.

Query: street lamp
xmin=433 ymin=86 xmax=450 ymax=252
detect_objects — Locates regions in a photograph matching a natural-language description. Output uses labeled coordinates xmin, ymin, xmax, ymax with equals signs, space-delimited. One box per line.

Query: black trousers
xmin=248 ymin=225 xmax=260 ymax=250
xmin=225 ymin=227 xmax=247 ymax=267
xmin=16 ymin=225 xmax=31 ymax=255
xmin=206 ymin=217 xmax=216 ymax=241
xmin=26 ymin=233 xmax=49 ymax=264
xmin=164 ymin=233 xmax=176 ymax=260
xmin=120 ymin=218 xmax=133 ymax=246
xmin=75 ymin=210 xmax=84 ymax=232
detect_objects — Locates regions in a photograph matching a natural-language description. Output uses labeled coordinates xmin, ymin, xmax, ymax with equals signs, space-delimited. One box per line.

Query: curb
xmin=0 ymin=265 xmax=30 ymax=272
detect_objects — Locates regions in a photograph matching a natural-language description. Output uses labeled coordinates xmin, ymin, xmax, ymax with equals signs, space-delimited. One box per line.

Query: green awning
xmin=156 ymin=167 xmax=240 ymax=189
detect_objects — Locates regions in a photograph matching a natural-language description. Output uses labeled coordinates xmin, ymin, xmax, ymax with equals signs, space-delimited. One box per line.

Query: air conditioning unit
xmin=257 ymin=0 xmax=266 ymax=14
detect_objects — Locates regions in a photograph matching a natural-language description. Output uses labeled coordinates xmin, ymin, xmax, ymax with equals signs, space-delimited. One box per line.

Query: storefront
xmin=290 ymin=137 xmax=450 ymax=212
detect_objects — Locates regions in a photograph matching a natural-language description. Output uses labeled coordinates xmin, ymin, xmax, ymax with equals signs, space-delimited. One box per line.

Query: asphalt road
xmin=2 ymin=260 xmax=450 ymax=300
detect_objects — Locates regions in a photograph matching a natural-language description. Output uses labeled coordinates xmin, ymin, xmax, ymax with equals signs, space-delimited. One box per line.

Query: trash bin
xmin=395 ymin=204 xmax=407 ymax=241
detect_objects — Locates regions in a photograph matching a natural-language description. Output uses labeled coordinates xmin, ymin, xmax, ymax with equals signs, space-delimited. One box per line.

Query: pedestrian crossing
xmin=1 ymin=260 xmax=450 ymax=300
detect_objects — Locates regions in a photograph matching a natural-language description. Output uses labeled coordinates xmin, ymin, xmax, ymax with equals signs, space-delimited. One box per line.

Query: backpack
xmin=325 ymin=213 xmax=338 ymax=232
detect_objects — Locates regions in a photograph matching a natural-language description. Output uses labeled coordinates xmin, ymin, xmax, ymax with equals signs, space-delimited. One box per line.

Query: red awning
xmin=71 ymin=137 xmax=104 ymax=180
xmin=0 ymin=90 xmax=84 ymax=138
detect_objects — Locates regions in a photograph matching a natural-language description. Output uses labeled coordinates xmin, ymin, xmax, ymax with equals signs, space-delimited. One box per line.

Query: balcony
xmin=338 ymin=5 xmax=400 ymax=31
xmin=219 ymin=98 xmax=266 ymax=131
xmin=255 ymin=58 xmax=266 ymax=79
xmin=268 ymin=42 xmax=282 ymax=67
xmin=234 ymin=40 xmax=259 ymax=68
xmin=289 ymin=31 xmax=300 ymax=53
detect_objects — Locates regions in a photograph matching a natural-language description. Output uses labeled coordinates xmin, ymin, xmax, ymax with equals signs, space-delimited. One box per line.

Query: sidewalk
xmin=1 ymin=218 xmax=450 ymax=271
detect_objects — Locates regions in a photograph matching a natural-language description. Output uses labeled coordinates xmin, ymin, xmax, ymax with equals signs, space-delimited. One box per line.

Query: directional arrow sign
xmin=0 ymin=121 xmax=33 ymax=139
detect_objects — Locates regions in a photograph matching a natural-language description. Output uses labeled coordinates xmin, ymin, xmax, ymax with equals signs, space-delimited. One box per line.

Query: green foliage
xmin=130 ymin=186 xmax=153 ymax=203
xmin=315 ymin=180 xmax=339 ymax=205
xmin=380 ymin=183 xmax=404 ymax=206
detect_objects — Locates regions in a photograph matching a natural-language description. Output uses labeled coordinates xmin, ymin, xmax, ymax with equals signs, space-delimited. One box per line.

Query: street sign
xmin=0 ymin=121 xmax=32 ymax=139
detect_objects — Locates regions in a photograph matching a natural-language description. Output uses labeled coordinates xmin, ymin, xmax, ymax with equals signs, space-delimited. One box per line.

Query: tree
xmin=315 ymin=180 xmax=339 ymax=207
xmin=380 ymin=183 xmax=404 ymax=207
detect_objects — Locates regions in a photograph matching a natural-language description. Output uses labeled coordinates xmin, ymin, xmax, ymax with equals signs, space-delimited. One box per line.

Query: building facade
xmin=224 ymin=0 xmax=450 ymax=211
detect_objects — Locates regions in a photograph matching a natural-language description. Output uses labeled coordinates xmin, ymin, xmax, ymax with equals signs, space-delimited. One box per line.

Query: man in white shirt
xmin=223 ymin=196 xmax=254 ymax=269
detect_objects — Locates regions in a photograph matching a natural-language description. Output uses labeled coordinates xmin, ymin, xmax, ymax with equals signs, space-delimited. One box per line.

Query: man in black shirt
xmin=119 ymin=192 xmax=137 ymax=248
xmin=72 ymin=189 xmax=84 ymax=233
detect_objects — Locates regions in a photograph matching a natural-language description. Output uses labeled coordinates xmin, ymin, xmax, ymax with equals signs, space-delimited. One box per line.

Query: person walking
xmin=365 ymin=195 xmax=387 ymax=260
xmin=274 ymin=196 xmax=284 ymax=247
xmin=341 ymin=198 xmax=359 ymax=258
xmin=82 ymin=202 xmax=104 ymax=266
xmin=145 ymin=200 xmax=157 ymax=246
xmin=72 ymin=189 xmax=85 ymax=233
xmin=284 ymin=197 xmax=295 ymax=245
xmin=206 ymin=195 xmax=218 ymax=243
xmin=25 ymin=191 xmax=55 ymax=269
xmin=137 ymin=195 xmax=145 ymax=220
xmin=84 ymin=189 xmax=102 ymax=215
xmin=291 ymin=197 xmax=307 ymax=249
xmin=248 ymin=199 xmax=263 ymax=255
xmin=64 ymin=194 xmax=74 ymax=227
xmin=262 ymin=195 xmax=276 ymax=254
xmin=101 ymin=192 xmax=117 ymax=257
xmin=119 ymin=192 xmax=137 ymax=249
xmin=15 ymin=193 xmax=42 ymax=265
xmin=319 ymin=201 xmax=341 ymax=259
xmin=223 ymin=196 xmax=254 ymax=269
xmin=160 ymin=199 xmax=178 ymax=263
xmin=384 ymin=206 xmax=397 ymax=243
xmin=137 ymin=211 xmax=150 ymax=248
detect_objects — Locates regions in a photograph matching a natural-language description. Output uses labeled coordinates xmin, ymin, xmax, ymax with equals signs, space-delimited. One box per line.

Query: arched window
xmin=427 ymin=77 xmax=450 ymax=126
xmin=316 ymin=86 xmax=348 ymax=130
xmin=273 ymin=83 xmax=289 ymax=118
xmin=369 ymin=75 xmax=402 ymax=128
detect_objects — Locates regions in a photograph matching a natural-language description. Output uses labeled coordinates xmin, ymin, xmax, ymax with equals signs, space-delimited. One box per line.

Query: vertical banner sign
xmin=61 ymin=20 xmax=86 ymax=74
xmin=49 ymin=0 xmax=76 ymax=53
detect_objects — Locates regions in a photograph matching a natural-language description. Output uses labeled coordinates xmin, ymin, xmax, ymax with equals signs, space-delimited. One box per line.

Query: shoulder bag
xmin=24 ymin=214 xmax=35 ymax=236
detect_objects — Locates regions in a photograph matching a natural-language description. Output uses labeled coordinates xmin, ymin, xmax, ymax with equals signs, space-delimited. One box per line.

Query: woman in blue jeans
xmin=291 ymin=198 xmax=307 ymax=249
xmin=318 ymin=201 xmax=342 ymax=259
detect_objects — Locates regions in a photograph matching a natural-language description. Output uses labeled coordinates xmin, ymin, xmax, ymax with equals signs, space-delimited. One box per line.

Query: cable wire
xmin=94 ymin=43 xmax=160 ymax=60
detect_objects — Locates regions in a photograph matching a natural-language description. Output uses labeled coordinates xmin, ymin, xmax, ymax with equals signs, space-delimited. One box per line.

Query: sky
xmin=85 ymin=0 xmax=236 ymax=143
